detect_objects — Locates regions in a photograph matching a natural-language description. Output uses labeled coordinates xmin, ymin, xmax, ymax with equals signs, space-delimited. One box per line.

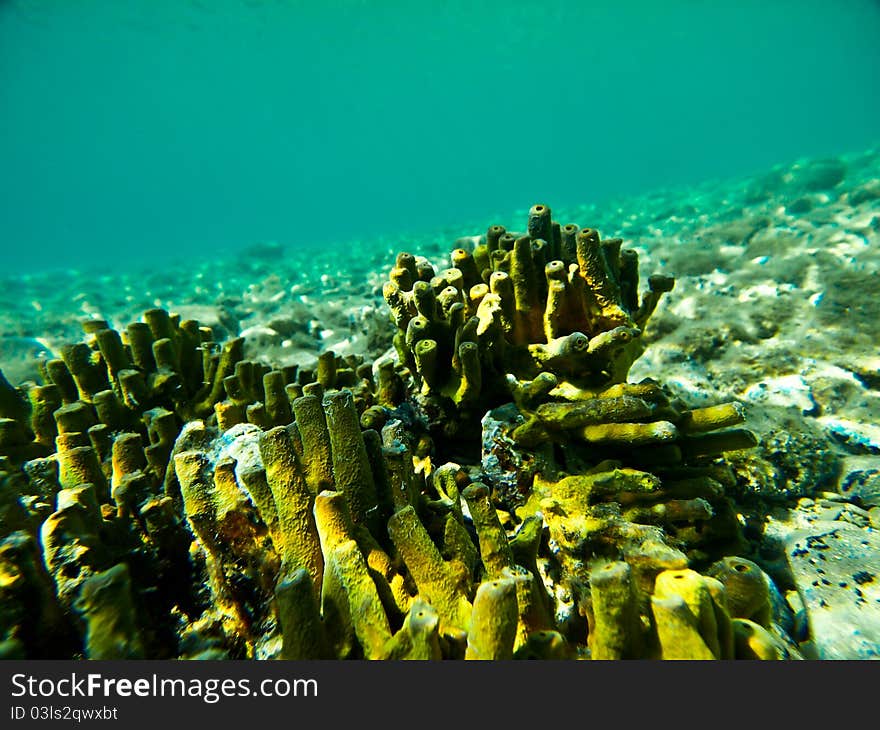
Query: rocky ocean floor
xmin=1 ymin=147 xmax=878 ymax=658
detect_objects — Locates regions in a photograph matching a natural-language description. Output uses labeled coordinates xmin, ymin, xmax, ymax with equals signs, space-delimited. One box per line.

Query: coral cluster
xmin=382 ymin=205 xmax=673 ymax=453
xmin=0 ymin=204 xmax=793 ymax=660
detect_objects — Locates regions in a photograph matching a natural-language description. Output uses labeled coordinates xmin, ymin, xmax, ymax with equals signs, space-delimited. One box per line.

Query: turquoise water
xmin=1 ymin=0 xmax=878 ymax=273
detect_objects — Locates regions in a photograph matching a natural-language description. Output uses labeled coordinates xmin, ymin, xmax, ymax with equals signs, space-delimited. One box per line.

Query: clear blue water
xmin=1 ymin=0 xmax=878 ymax=273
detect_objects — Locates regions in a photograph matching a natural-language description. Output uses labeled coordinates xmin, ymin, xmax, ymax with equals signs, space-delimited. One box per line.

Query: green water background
xmin=1 ymin=0 xmax=878 ymax=273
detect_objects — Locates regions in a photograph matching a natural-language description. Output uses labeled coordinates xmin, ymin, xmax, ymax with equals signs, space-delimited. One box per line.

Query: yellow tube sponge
xmin=387 ymin=505 xmax=472 ymax=634
xmin=588 ymin=560 xmax=643 ymax=659
xmin=465 ymin=577 xmax=518 ymax=660
xmin=258 ymin=426 xmax=323 ymax=594
xmin=74 ymin=563 xmax=144 ymax=660
xmin=275 ymin=568 xmax=331 ymax=660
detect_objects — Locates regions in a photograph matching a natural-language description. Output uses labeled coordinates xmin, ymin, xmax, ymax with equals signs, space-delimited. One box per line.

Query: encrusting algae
xmin=0 ymin=204 xmax=799 ymax=660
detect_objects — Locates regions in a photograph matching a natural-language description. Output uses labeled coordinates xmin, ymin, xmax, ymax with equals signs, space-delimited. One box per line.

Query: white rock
xmin=818 ymin=418 xmax=880 ymax=454
xmin=742 ymin=375 xmax=817 ymax=415
xmin=238 ymin=325 xmax=279 ymax=339
xmin=785 ymin=520 xmax=880 ymax=659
